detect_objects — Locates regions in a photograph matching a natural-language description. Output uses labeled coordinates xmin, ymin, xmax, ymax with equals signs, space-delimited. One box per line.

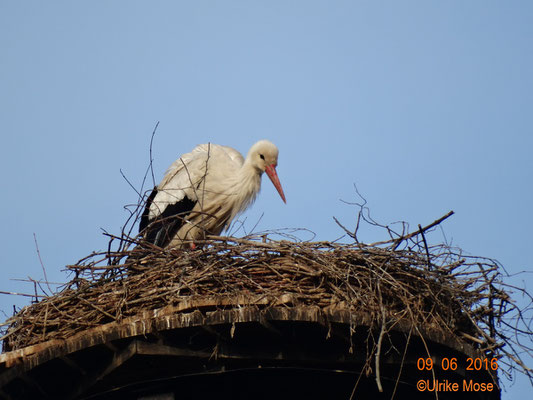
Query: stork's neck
xmin=238 ymin=159 xmax=263 ymax=193
xmin=225 ymin=158 xmax=262 ymax=215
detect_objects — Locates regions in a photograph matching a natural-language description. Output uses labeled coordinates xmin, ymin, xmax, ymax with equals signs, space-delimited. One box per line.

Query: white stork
xmin=139 ymin=140 xmax=286 ymax=248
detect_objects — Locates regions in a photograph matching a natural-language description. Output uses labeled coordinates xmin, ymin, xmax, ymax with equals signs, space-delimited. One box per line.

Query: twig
xmin=375 ymin=282 xmax=386 ymax=392
xmin=33 ymin=233 xmax=53 ymax=295
xmin=149 ymin=121 xmax=159 ymax=189
xmin=392 ymin=211 xmax=454 ymax=250
xmin=0 ymin=290 xmax=46 ymax=298
xmin=418 ymin=224 xmax=432 ymax=270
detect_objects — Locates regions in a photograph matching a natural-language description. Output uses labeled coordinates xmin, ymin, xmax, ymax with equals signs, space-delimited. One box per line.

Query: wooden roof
xmin=0 ymin=299 xmax=499 ymax=400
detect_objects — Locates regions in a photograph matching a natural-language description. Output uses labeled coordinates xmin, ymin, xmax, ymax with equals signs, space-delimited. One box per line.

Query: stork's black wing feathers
xmin=139 ymin=187 xmax=196 ymax=247
xmin=140 ymin=187 xmax=158 ymax=233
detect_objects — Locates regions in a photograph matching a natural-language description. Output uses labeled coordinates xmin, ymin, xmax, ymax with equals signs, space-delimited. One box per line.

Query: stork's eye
xmin=259 ymin=154 xmax=265 ymax=160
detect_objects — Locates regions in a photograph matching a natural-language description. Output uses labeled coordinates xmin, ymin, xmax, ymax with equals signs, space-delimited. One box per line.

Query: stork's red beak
xmin=265 ymin=164 xmax=286 ymax=203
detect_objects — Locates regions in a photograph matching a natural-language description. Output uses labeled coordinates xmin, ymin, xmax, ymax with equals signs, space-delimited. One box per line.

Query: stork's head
xmin=247 ymin=140 xmax=286 ymax=203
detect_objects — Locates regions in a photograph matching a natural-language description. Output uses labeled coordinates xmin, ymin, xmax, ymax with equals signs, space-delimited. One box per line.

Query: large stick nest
xmin=1 ymin=214 xmax=531 ymax=386
xmin=0 ymin=234 xmax=513 ymax=348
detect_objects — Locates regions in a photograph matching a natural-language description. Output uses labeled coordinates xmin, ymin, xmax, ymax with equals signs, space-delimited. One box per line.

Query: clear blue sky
xmin=1 ymin=1 xmax=532 ymax=397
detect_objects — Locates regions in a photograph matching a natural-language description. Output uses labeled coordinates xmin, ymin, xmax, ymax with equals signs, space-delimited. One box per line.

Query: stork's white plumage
xmin=140 ymin=140 xmax=286 ymax=248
